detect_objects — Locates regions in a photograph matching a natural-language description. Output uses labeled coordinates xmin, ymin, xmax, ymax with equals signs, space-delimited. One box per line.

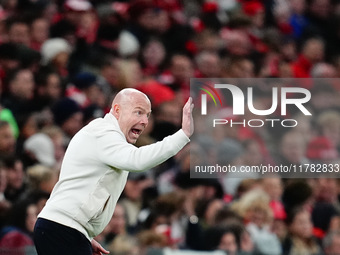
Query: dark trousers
xmin=34 ymin=218 xmax=92 ymax=255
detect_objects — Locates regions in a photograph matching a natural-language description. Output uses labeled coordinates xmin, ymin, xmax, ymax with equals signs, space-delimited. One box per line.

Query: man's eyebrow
xmin=134 ymin=106 xmax=145 ymax=111
xmin=134 ymin=106 xmax=151 ymax=113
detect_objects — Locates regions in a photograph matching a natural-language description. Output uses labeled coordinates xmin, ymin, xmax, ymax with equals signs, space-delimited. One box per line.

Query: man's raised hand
xmin=182 ymin=97 xmax=194 ymax=138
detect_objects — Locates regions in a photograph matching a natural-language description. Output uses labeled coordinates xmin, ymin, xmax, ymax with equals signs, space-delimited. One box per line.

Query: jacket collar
xmin=104 ymin=112 xmax=119 ymax=128
xmin=103 ymin=111 xmax=127 ymax=141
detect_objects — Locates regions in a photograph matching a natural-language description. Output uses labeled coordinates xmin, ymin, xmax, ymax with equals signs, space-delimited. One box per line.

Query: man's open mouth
xmin=131 ymin=128 xmax=142 ymax=135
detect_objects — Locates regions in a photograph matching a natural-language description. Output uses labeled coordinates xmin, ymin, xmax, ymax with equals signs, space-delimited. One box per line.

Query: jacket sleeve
xmin=95 ymin=129 xmax=190 ymax=172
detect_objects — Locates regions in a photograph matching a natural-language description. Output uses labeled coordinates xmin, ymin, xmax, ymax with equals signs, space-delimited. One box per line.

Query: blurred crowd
xmin=0 ymin=0 xmax=340 ymax=254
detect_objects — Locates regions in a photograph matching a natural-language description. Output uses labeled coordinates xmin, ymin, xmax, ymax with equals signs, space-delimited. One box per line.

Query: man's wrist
xmin=180 ymin=129 xmax=191 ymax=140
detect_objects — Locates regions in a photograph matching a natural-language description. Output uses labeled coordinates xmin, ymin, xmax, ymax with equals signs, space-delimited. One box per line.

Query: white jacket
xmin=38 ymin=113 xmax=190 ymax=240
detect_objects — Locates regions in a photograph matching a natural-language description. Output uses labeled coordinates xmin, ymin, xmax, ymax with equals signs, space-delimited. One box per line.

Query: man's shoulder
xmin=82 ymin=115 xmax=120 ymax=134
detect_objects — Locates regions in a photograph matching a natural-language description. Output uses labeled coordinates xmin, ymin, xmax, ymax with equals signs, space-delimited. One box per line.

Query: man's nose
xmin=141 ymin=115 xmax=148 ymax=126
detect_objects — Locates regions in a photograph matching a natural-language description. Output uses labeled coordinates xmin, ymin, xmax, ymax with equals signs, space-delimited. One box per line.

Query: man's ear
xmin=112 ymin=104 xmax=120 ymax=118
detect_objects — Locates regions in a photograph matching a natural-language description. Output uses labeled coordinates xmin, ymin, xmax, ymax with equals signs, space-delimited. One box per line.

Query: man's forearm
xmin=98 ymin=129 xmax=190 ymax=172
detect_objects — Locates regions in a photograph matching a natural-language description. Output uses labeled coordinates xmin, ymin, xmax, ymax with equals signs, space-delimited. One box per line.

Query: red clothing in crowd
xmin=291 ymin=55 xmax=312 ymax=78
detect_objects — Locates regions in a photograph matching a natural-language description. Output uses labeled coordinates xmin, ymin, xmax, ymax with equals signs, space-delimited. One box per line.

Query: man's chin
xmin=127 ymin=137 xmax=138 ymax=144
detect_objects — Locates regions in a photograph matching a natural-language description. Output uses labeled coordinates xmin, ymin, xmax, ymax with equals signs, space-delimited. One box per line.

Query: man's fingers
xmin=185 ymin=97 xmax=193 ymax=113
xmin=181 ymin=97 xmax=194 ymax=138
xmin=188 ymin=96 xmax=192 ymax=105
xmin=188 ymin=97 xmax=193 ymax=109
xmin=99 ymin=246 xmax=110 ymax=254
xmin=185 ymin=97 xmax=192 ymax=108
xmin=91 ymin=239 xmax=110 ymax=255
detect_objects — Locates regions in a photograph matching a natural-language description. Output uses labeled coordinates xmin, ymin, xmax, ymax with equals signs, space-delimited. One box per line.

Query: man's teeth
xmin=132 ymin=129 xmax=140 ymax=134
